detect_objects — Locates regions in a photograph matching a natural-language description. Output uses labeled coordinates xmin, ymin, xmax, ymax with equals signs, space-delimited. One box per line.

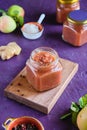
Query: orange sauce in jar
xmin=26 ymin=47 xmax=62 ymax=91
xmin=56 ymin=0 xmax=80 ymax=23
xmin=62 ymin=10 xmax=87 ymax=46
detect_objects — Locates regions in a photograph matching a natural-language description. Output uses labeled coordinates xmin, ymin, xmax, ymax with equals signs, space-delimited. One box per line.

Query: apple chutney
xmin=56 ymin=0 xmax=80 ymax=23
xmin=26 ymin=47 xmax=62 ymax=92
xmin=62 ymin=10 xmax=87 ymax=46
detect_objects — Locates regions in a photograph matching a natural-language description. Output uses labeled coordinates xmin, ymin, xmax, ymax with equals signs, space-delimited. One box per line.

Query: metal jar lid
xmin=58 ymin=0 xmax=79 ymax=4
xmin=67 ymin=10 xmax=87 ymax=24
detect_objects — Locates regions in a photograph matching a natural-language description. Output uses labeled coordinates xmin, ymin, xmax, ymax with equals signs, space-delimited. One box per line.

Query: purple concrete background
xmin=0 ymin=0 xmax=87 ymax=130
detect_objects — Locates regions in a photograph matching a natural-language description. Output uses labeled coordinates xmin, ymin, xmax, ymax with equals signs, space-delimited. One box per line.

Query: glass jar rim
xmin=27 ymin=47 xmax=59 ymax=69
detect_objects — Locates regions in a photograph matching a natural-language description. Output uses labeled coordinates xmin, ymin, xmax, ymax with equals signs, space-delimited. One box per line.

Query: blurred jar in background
xmin=62 ymin=10 xmax=87 ymax=46
xmin=26 ymin=47 xmax=62 ymax=92
xmin=56 ymin=0 xmax=80 ymax=23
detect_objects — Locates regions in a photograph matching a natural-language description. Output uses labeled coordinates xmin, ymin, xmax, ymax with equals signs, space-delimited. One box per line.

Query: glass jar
xmin=26 ymin=47 xmax=62 ymax=92
xmin=62 ymin=10 xmax=87 ymax=46
xmin=56 ymin=0 xmax=80 ymax=23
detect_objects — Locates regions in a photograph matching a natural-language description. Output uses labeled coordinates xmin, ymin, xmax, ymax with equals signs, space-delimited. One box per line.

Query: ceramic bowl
xmin=21 ymin=22 xmax=44 ymax=40
xmin=2 ymin=116 xmax=44 ymax=130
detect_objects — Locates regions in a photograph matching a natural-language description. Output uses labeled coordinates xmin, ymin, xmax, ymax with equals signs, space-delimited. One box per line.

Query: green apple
xmin=7 ymin=5 xmax=25 ymax=17
xmin=77 ymin=106 xmax=87 ymax=130
xmin=7 ymin=5 xmax=25 ymax=26
xmin=0 ymin=15 xmax=16 ymax=33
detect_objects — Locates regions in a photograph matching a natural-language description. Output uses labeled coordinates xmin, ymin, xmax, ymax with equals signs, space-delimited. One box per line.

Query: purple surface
xmin=0 ymin=0 xmax=87 ymax=130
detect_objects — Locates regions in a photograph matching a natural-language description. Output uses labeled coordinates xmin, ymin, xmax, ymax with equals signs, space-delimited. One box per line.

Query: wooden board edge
xmin=4 ymin=90 xmax=48 ymax=114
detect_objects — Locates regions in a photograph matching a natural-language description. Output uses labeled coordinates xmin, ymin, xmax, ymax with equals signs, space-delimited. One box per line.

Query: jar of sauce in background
xmin=56 ymin=0 xmax=80 ymax=23
xmin=26 ymin=47 xmax=62 ymax=92
xmin=62 ymin=10 xmax=87 ymax=46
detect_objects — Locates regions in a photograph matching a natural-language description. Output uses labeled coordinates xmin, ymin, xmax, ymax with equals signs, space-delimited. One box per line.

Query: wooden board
xmin=4 ymin=58 xmax=78 ymax=114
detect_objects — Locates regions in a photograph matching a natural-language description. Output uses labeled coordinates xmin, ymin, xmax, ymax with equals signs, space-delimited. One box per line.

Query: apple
xmin=77 ymin=106 xmax=87 ymax=130
xmin=7 ymin=5 xmax=25 ymax=17
xmin=7 ymin=5 xmax=25 ymax=26
xmin=0 ymin=15 xmax=16 ymax=33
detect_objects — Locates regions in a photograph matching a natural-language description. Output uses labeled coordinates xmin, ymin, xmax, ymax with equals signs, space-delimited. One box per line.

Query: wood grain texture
xmin=4 ymin=58 xmax=78 ymax=114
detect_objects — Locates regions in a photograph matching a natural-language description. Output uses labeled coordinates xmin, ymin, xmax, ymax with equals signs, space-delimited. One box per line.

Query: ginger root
xmin=0 ymin=42 xmax=21 ymax=60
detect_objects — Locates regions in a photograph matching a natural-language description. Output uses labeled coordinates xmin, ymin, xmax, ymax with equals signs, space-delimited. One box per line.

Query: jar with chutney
xmin=62 ymin=10 xmax=87 ymax=46
xmin=56 ymin=0 xmax=80 ymax=23
xmin=26 ymin=47 xmax=62 ymax=92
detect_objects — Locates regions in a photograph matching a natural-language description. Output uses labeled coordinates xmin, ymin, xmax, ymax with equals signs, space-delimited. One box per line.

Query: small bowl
xmin=2 ymin=116 xmax=44 ymax=130
xmin=21 ymin=22 xmax=44 ymax=40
